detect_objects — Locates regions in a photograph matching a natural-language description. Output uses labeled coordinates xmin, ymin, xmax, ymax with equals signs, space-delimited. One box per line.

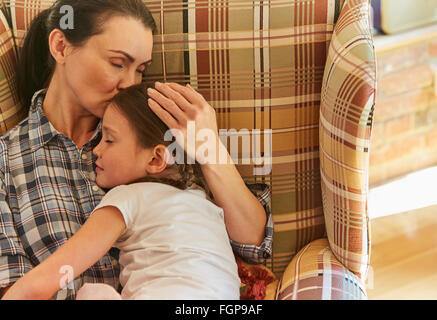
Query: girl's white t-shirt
xmin=92 ymin=182 xmax=241 ymax=300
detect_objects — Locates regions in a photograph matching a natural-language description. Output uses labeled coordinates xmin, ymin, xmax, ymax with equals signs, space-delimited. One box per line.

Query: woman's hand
xmin=148 ymin=82 xmax=266 ymax=246
xmin=147 ymin=82 xmax=222 ymax=165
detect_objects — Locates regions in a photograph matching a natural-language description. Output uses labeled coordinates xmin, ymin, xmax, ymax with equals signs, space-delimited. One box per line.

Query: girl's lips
xmin=96 ymin=165 xmax=104 ymax=172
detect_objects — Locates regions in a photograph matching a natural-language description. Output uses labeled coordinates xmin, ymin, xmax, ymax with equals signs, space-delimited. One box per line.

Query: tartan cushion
xmin=4 ymin=0 xmax=372 ymax=285
xmin=276 ymin=238 xmax=367 ymax=300
xmin=319 ymin=0 xmax=374 ymax=279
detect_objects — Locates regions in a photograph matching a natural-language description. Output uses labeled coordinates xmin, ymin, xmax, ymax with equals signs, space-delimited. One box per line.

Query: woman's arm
xmin=147 ymin=82 xmax=267 ymax=246
xmin=200 ymin=145 xmax=267 ymax=245
xmin=2 ymin=206 xmax=125 ymax=300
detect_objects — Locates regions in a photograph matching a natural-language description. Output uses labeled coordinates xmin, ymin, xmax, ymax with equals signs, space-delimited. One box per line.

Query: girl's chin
xmin=95 ymin=177 xmax=109 ymax=189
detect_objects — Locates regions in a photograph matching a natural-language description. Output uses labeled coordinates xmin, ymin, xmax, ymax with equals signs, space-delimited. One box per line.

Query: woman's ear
xmin=48 ymin=29 xmax=71 ymax=64
xmin=145 ymin=145 xmax=170 ymax=175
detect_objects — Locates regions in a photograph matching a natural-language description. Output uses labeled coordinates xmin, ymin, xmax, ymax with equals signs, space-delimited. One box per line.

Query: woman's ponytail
xmin=16 ymin=9 xmax=53 ymax=110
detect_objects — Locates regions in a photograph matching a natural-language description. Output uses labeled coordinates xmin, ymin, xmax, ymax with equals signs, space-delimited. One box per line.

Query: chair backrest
xmin=0 ymin=0 xmax=373 ymax=278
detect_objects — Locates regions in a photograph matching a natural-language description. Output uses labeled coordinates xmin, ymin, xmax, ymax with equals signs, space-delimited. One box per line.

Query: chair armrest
xmin=276 ymin=238 xmax=367 ymax=300
xmin=319 ymin=0 xmax=374 ymax=278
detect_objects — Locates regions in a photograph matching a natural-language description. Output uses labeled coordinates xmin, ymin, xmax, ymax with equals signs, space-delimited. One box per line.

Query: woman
xmin=0 ymin=0 xmax=272 ymax=300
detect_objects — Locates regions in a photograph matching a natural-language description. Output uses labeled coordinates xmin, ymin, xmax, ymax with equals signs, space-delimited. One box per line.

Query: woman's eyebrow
xmin=108 ymin=50 xmax=152 ymax=66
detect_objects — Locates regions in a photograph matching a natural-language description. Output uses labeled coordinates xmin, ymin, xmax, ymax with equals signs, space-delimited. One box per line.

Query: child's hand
xmin=147 ymin=82 xmax=225 ymax=165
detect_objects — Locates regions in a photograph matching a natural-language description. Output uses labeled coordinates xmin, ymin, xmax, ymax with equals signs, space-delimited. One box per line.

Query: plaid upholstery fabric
xmin=0 ymin=6 xmax=25 ymax=135
xmin=319 ymin=0 xmax=374 ymax=279
xmin=276 ymin=238 xmax=366 ymax=300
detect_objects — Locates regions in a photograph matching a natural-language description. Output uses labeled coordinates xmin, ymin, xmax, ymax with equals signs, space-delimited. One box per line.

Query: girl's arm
xmin=148 ymin=82 xmax=267 ymax=246
xmin=2 ymin=206 xmax=125 ymax=300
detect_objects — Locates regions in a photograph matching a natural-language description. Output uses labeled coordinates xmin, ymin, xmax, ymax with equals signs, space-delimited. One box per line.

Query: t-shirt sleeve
xmin=92 ymin=185 xmax=139 ymax=233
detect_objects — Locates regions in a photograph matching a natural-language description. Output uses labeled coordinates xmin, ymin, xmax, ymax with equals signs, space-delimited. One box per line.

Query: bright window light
xmin=368 ymin=165 xmax=437 ymax=220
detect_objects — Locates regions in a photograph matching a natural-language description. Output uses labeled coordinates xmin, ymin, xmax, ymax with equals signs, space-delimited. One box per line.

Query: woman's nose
xmin=118 ymin=70 xmax=139 ymax=90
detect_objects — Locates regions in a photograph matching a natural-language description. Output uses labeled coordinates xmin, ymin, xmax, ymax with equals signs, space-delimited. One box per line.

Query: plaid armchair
xmin=0 ymin=0 xmax=375 ymax=300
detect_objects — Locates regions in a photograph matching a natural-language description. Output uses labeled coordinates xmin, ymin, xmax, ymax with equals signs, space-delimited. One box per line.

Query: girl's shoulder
xmin=104 ymin=182 xmax=207 ymax=206
xmin=107 ymin=182 xmax=182 ymax=197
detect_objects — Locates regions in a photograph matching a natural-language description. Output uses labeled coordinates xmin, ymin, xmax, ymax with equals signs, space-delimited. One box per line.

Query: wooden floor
xmin=367 ymin=205 xmax=437 ymax=299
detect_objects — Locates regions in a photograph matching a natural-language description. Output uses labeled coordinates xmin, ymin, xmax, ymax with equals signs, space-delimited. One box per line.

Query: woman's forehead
xmin=89 ymin=16 xmax=153 ymax=61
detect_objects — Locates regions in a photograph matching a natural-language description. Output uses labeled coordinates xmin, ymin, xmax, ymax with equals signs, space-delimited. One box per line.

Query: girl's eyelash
xmin=105 ymin=140 xmax=113 ymax=144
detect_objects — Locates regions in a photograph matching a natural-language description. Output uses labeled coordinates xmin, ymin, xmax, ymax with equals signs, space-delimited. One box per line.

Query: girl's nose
xmin=93 ymin=143 xmax=101 ymax=158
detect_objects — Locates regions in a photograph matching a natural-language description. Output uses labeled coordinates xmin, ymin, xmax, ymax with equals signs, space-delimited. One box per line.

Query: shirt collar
xmin=28 ymin=89 xmax=60 ymax=152
xmin=28 ymin=89 xmax=102 ymax=152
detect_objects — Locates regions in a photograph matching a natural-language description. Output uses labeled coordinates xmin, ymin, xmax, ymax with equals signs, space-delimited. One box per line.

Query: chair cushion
xmin=277 ymin=238 xmax=367 ymax=300
xmin=319 ymin=0 xmax=375 ymax=278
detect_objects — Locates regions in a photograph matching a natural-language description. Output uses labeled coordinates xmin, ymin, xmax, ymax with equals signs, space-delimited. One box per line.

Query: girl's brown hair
xmin=110 ymin=84 xmax=212 ymax=199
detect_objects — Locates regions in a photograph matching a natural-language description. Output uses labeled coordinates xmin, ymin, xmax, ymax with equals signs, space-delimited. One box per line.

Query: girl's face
xmin=93 ymin=103 xmax=153 ymax=189
xmin=62 ymin=15 xmax=154 ymax=118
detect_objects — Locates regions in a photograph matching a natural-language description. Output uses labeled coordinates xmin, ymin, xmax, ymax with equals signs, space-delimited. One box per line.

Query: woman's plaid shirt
xmin=0 ymin=90 xmax=273 ymax=300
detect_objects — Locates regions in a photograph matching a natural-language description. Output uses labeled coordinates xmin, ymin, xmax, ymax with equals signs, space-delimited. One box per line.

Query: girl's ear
xmin=145 ymin=145 xmax=169 ymax=175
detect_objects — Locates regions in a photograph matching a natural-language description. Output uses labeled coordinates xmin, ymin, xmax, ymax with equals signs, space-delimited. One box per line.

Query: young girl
xmin=2 ymin=84 xmax=241 ymax=300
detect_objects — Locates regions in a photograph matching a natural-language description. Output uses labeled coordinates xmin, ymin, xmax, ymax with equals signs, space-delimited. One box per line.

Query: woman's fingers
xmin=167 ymin=82 xmax=204 ymax=106
xmin=147 ymin=97 xmax=179 ymax=129
xmin=147 ymin=86 xmax=187 ymax=124
xmin=153 ymin=82 xmax=192 ymax=112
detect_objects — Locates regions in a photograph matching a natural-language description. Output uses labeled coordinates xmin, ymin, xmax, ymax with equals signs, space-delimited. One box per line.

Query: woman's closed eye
xmin=137 ymin=66 xmax=146 ymax=75
xmin=111 ymin=61 xmax=145 ymax=74
xmin=111 ymin=62 xmax=124 ymax=69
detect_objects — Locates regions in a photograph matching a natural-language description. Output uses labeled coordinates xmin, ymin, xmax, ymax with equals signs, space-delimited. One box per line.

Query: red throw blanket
xmin=236 ymin=257 xmax=276 ymax=300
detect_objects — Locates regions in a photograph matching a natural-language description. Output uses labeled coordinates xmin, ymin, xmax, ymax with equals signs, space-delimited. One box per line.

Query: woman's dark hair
xmin=17 ymin=0 xmax=156 ymax=109
xmin=110 ymin=84 xmax=213 ymax=199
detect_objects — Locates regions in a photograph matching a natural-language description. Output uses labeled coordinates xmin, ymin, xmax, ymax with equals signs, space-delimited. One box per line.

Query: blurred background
xmin=368 ymin=0 xmax=437 ymax=300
